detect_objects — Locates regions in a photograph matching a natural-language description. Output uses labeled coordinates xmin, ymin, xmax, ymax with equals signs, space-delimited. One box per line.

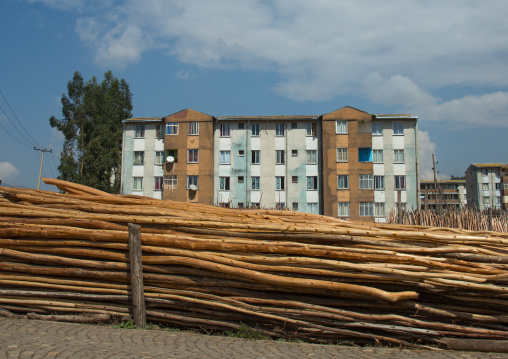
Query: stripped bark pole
xmin=128 ymin=223 xmax=146 ymax=328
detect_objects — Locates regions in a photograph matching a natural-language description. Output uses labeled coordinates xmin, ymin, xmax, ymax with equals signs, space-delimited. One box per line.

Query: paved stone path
xmin=1 ymin=317 xmax=508 ymax=358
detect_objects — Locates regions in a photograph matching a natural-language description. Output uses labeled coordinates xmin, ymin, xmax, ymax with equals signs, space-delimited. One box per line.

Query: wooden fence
xmin=389 ymin=207 xmax=508 ymax=233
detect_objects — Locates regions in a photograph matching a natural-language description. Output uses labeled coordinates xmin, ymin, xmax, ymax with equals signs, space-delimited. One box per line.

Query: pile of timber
xmin=2 ymin=178 xmax=508 ymax=350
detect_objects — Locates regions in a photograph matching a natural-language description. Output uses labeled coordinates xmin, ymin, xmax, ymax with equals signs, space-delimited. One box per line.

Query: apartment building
xmin=121 ymin=117 xmax=165 ymax=199
xmin=121 ymin=106 xmax=419 ymax=222
xmin=420 ymin=179 xmax=467 ymax=210
xmin=213 ymin=115 xmax=321 ymax=211
xmin=465 ymin=163 xmax=504 ymax=210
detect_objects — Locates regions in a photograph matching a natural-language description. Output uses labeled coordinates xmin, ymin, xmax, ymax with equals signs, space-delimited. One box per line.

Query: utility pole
xmin=34 ymin=147 xmax=52 ymax=190
xmin=432 ymin=153 xmax=447 ymax=213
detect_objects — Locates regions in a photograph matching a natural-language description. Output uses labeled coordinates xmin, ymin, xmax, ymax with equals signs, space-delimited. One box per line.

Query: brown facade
xmin=162 ymin=109 xmax=214 ymax=204
xmin=322 ymin=107 xmax=374 ymax=220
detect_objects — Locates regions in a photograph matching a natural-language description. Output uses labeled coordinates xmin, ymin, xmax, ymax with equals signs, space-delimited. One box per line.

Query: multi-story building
xmin=465 ymin=163 xmax=504 ymax=210
xmin=121 ymin=117 xmax=165 ymax=199
xmin=420 ymin=179 xmax=467 ymax=210
xmin=121 ymin=106 xmax=419 ymax=222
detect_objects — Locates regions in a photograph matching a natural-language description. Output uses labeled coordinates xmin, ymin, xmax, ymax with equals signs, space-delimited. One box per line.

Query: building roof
xmin=216 ymin=115 xmax=319 ymax=121
xmin=471 ymin=163 xmax=505 ymax=168
xmin=122 ymin=117 xmax=162 ymax=123
xmin=373 ymin=114 xmax=418 ymax=120
xmin=420 ymin=179 xmax=466 ymax=183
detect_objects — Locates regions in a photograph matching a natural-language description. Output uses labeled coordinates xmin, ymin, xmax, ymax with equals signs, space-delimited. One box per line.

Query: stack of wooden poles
xmin=1 ymin=178 xmax=508 ymax=350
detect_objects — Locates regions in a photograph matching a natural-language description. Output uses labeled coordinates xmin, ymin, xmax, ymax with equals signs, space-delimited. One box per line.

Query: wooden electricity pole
xmin=34 ymin=147 xmax=52 ymax=190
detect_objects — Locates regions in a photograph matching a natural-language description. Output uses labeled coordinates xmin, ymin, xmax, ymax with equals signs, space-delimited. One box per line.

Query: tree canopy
xmin=50 ymin=71 xmax=132 ymax=193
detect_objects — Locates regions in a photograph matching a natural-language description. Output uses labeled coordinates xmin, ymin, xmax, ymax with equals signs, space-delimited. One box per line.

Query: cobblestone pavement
xmin=1 ymin=317 xmax=508 ymax=359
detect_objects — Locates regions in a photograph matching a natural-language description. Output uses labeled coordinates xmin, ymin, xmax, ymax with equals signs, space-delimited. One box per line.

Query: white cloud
xmin=44 ymin=0 xmax=508 ymax=121
xmin=364 ymin=73 xmax=508 ymax=127
xmin=0 ymin=162 xmax=20 ymax=182
xmin=417 ymin=131 xmax=449 ymax=181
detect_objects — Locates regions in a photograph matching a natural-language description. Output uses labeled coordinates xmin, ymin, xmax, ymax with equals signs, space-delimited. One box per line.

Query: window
xmin=358 ymin=148 xmax=372 ymax=162
xmin=393 ymin=122 xmax=403 ymax=135
xmin=155 ymin=151 xmax=165 ymax=165
xmin=336 ymin=148 xmax=348 ymax=162
xmin=373 ymin=150 xmax=383 ymax=163
xmin=337 ymin=175 xmax=349 ymax=189
xmin=156 ymin=124 xmax=164 ymax=138
xmin=306 ymin=150 xmax=317 ymax=164
xmin=275 ymin=123 xmax=285 ymax=136
xmin=166 ymin=149 xmax=178 ymax=163
xmin=307 ymin=176 xmax=318 ymax=190
xmin=291 ymin=123 xmax=297 ymax=129
xmin=276 ymin=176 xmax=285 ymax=190
xmin=251 ymin=177 xmax=260 ymax=190
xmin=307 ymin=203 xmax=318 ymax=214
xmin=338 ymin=202 xmax=349 ymax=217
xmin=219 ymin=177 xmax=230 ymax=191
xmin=372 ymin=122 xmax=382 ymax=136
xmin=276 ymin=202 xmax=286 ymax=210
xmin=251 ymin=202 xmax=260 ymax=209
xmin=292 ymin=202 xmax=299 ymax=211
xmin=395 ymin=175 xmax=406 ymax=190
xmin=220 ymin=123 xmax=230 ymax=137
xmin=251 ymin=150 xmax=260 ymax=164
xmin=239 ymin=150 xmax=245 ymax=157
xmin=238 ymin=176 xmax=244 ymax=183
xmin=504 ymin=183 xmax=508 ymax=190
xmin=482 ymin=169 xmax=488 ymax=176
xmin=134 ymin=151 xmax=144 ymax=165
xmin=495 ymin=183 xmax=501 ymax=190
xmin=238 ymin=123 xmax=244 ymax=129
xmin=220 ymin=150 xmax=230 ymax=164
xmin=134 ymin=125 xmax=145 ymax=138
xmin=393 ymin=149 xmax=405 ymax=163
xmin=164 ymin=175 xmax=177 ymax=190
xmin=154 ymin=177 xmax=163 ymax=190
xmin=374 ymin=203 xmax=385 ymax=217
xmin=251 ymin=123 xmax=260 ymax=136
xmin=292 ymin=176 xmax=298 ymax=183
xmin=292 ymin=150 xmax=298 ymax=157
xmin=133 ymin=177 xmax=143 ymax=191
xmin=187 ymin=149 xmax=199 ymax=163
xmin=336 ymin=120 xmax=348 ymax=134
xmin=188 ymin=122 xmax=199 ymax=135
xmin=360 ymin=202 xmax=374 ymax=216
xmin=166 ymin=122 xmax=178 ymax=135
xmin=483 ymin=196 xmax=490 ymax=205
xmin=276 ymin=150 xmax=285 ymax=164
xmin=374 ymin=176 xmax=384 ymax=190
xmin=238 ymin=202 xmax=244 ymax=208
xmin=306 ymin=123 xmax=316 ymax=136
xmin=187 ymin=176 xmax=198 ymax=189
xmin=482 ymin=183 xmax=489 ymax=191
xmin=359 ymin=174 xmax=374 ymax=189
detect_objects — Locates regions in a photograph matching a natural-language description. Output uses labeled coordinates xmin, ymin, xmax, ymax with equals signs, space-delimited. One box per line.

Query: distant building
xmin=121 ymin=106 xmax=419 ymax=222
xmin=420 ymin=179 xmax=467 ymax=210
xmin=465 ymin=164 xmax=504 ymax=210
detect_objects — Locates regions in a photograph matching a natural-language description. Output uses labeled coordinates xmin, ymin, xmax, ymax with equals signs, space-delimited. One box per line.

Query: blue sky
xmin=1 ymin=0 xmax=507 ymax=190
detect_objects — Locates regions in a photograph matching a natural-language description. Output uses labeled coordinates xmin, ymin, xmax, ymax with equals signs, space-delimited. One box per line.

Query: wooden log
xmin=128 ymin=223 xmax=146 ymax=328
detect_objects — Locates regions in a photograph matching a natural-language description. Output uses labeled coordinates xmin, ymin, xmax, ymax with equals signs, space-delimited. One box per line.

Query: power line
xmin=49 ymin=151 xmax=59 ymax=178
xmin=0 ymin=89 xmax=42 ymax=148
xmin=0 ymin=119 xmax=32 ymax=148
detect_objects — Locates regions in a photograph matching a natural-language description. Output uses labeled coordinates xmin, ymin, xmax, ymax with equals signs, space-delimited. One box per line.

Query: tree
xmin=50 ymin=71 xmax=133 ymax=193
